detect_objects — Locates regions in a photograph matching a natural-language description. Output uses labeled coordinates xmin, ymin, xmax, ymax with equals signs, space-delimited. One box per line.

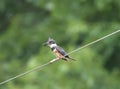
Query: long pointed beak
xmin=42 ymin=42 xmax=48 ymax=46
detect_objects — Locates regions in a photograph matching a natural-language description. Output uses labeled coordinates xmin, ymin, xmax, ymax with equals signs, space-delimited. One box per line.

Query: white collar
xmin=49 ymin=44 xmax=57 ymax=48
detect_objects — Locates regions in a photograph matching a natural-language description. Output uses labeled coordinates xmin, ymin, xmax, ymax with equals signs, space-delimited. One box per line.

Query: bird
xmin=43 ymin=37 xmax=76 ymax=61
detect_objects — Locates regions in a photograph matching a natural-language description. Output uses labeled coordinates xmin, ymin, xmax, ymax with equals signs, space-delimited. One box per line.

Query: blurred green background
xmin=0 ymin=0 xmax=120 ymax=89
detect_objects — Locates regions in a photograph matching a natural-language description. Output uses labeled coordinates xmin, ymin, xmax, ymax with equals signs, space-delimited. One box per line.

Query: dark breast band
xmin=51 ymin=47 xmax=56 ymax=51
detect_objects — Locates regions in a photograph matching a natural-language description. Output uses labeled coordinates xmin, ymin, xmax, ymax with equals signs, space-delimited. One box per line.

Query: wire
xmin=67 ymin=30 xmax=120 ymax=55
xmin=0 ymin=57 xmax=60 ymax=85
xmin=0 ymin=30 xmax=120 ymax=85
xmin=0 ymin=62 xmax=50 ymax=85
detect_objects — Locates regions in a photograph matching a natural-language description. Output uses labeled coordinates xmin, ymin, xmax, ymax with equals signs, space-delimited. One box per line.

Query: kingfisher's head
xmin=43 ymin=37 xmax=57 ymax=47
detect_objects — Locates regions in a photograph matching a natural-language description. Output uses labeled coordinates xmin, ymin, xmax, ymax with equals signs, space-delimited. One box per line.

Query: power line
xmin=67 ymin=30 xmax=120 ymax=55
xmin=0 ymin=62 xmax=51 ymax=85
xmin=0 ymin=30 xmax=120 ymax=85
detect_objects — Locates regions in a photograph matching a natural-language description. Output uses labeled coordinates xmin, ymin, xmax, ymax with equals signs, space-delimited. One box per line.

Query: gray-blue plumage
xmin=56 ymin=46 xmax=76 ymax=61
xmin=56 ymin=46 xmax=68 ymax=57
xmin=44 ymin=37 xmax=76 ymax=61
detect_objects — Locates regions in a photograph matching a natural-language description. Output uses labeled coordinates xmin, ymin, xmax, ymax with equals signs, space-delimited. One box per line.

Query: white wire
xmin=0 ymin=30 xmax=120 ymax=85
xmin=0 ymin=62 xmax=50 ymax=85
xmin=68 ymin=30 xmax=120 ymax=55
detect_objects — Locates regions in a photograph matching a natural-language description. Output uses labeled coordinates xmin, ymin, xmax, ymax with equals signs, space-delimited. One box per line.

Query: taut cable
xmin=0 ymin=30 xmax=120 ymax=85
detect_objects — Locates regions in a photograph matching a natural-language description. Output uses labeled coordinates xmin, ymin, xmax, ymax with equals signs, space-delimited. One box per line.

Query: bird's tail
xmin=65 ymin=55 xmax=76 ymax=61
xmin=68 ymin=57 xmax=76 ymax=61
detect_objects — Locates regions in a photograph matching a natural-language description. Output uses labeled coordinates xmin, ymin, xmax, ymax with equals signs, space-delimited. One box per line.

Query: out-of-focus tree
xmin=0 ymin=0 xmax=120 ymax=89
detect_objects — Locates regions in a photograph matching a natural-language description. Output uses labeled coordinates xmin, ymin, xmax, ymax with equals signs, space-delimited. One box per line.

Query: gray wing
xmin=56 ymin=46 xmax=67 ymax=56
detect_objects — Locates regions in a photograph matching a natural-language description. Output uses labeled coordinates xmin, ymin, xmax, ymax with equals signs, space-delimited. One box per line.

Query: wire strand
xmin=67 ymin=30 xmax=120 ymax=55
xmin=0 ymin=62 xmax=50 ymax=85
xmin=0 ymin=30 xmax=120 ymax=85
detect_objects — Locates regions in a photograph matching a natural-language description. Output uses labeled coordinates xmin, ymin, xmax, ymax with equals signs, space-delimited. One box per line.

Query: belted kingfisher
xmin=43 ymin=37 xmax=76 ymax=61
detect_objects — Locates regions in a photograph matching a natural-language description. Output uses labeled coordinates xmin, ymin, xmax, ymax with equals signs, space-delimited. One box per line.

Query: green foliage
xmin=0 ymin=0 xmax=120 ymax=89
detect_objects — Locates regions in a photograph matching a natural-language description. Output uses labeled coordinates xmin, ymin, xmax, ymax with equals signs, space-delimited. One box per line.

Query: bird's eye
xmin=49 ymin=41 xmax=52 ymax=43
